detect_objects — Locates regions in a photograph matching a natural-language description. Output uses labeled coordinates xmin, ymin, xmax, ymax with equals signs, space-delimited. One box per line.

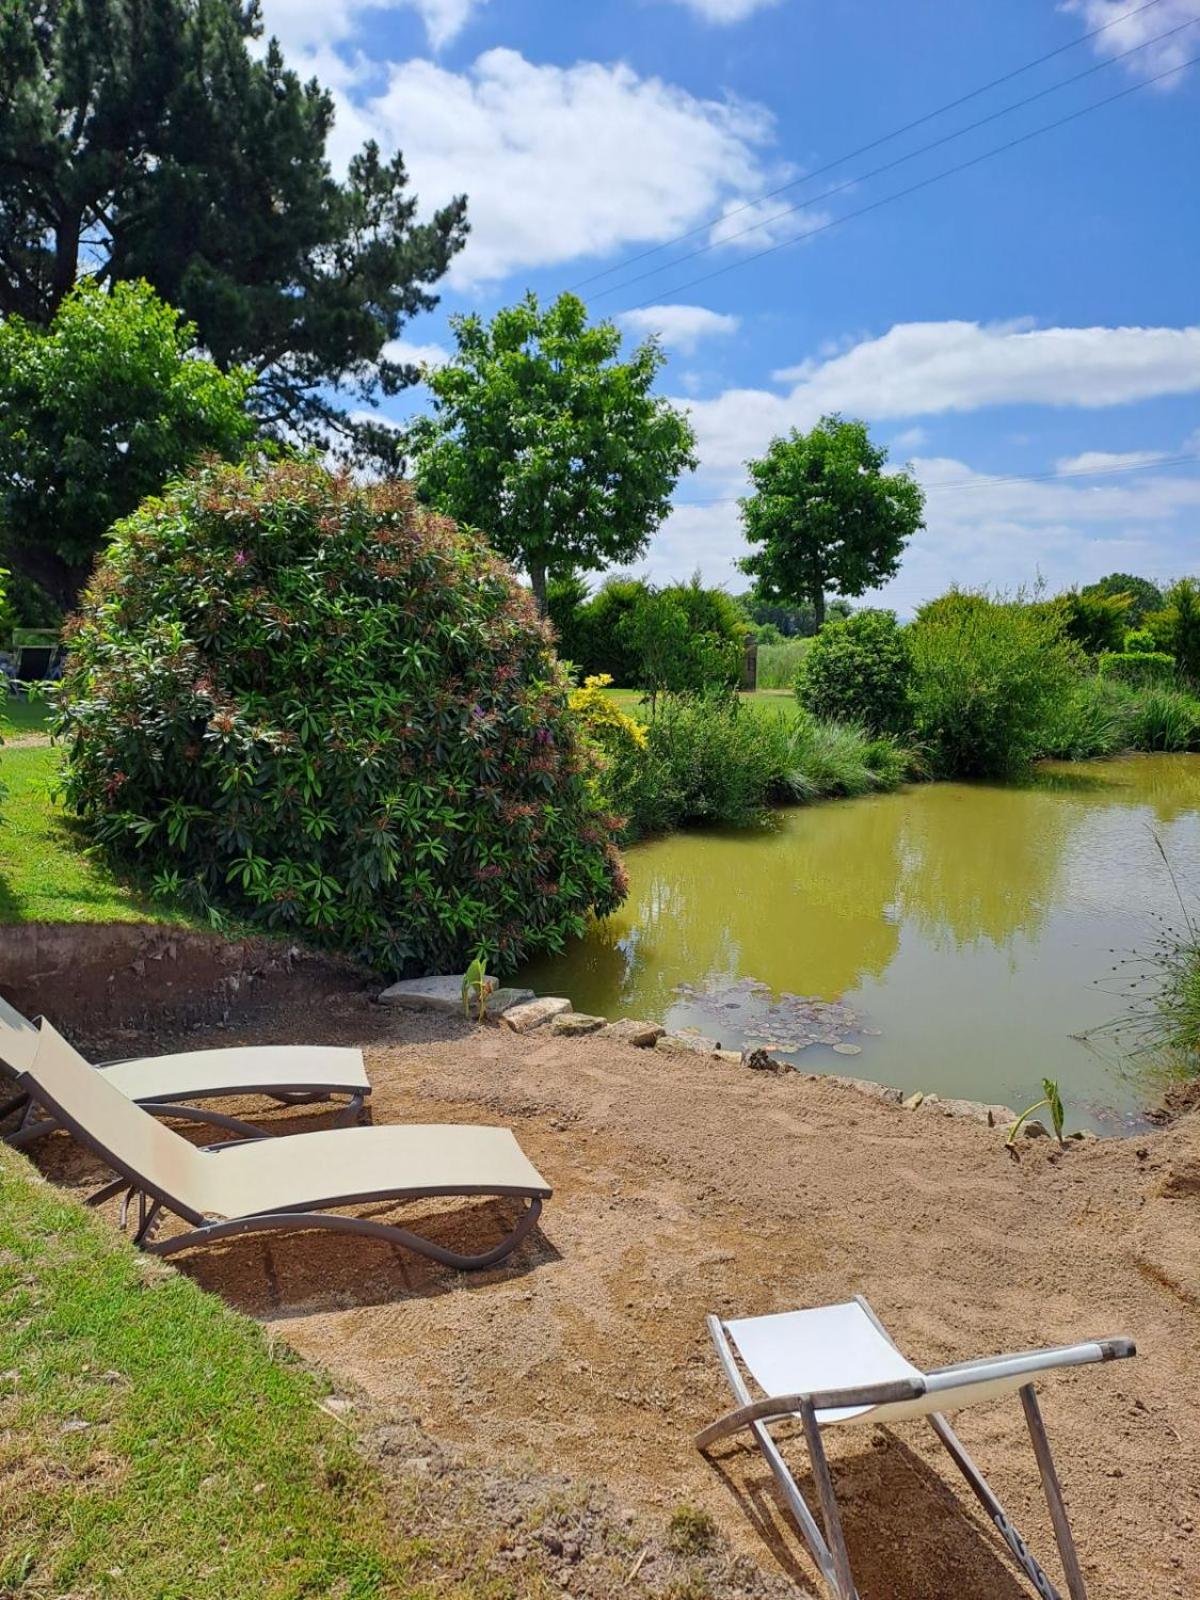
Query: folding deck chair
xmin=698 ymin=1297 xmax=1136 ymax=1600
xmin=15 ymin=1019 xmax=549 ymax=1269
xmin=0 ymin=993 xmax=369 ymax=1143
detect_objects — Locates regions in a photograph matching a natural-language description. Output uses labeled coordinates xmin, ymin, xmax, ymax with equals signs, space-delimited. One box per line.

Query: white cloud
xmin=381 ymin=336 xmax=451 ymax=369
xmin=891 ymin=426 xmax=929 ymax=452
xmin=706 ymin=194 xmax=831 ymax=251
xmin=1054 ymin=448 xmax=1166 ymax=472
xmin=1063 ymin=0 xmax=1199 ymax=85
xmin=618 ymin=304 xmax=740 ymax=353
xmin=259 ymin=0 xmax=487 ymax=55
xmin=679 ymin=319 xmax=1200 ymax=474
xmin=642 ymin=453 xmax=1200 ymax=609
xmin=356 ymin=50 xmax=783 ymax=285
xmin=658 ymin=0 xmax=785 ymax=21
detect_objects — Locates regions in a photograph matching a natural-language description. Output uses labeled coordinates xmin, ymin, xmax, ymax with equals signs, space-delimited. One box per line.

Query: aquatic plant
xmin=1125 ymin=685 xmax=1200 ymax=751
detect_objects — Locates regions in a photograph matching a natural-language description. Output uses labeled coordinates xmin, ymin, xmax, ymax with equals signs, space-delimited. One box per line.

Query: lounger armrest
xmin=926 ymin=1336 xmax=1136 ymax=1392
xmin=696 ymin=1376 xmax=926 ymax=1451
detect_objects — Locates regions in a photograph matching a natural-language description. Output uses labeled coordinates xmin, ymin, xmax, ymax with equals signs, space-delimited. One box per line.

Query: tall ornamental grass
xmin=576 ymin=691 xmax=911 ymax=841
xmin=756 ymin=638 xmax=810 ymax=690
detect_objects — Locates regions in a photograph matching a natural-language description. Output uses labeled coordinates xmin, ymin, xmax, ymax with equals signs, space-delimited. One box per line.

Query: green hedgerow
xmin=1097 ymin=650 xmax=1177 ymax=688
xmin=794 ymin=608 xmax=911 ymax=734
xmin=56 ymin=457 xmax=627 ymax=975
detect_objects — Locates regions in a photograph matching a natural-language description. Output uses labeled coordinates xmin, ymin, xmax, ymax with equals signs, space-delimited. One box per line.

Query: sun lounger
xmin=0 ymin=993 xmax=369 ymax=1142
xmin=15 ymin=1019 xmax=550 ymax=1269
xmin=698 ymin=1296 xmax=1135 ymax=1600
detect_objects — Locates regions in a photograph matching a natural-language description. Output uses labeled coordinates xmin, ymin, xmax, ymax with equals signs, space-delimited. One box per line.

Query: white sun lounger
xmin=698 ymin=1297 xmax=1136 ymax=1600
xmin=15 ymin=1020 xmax=550 ymax=1269
xmin=0 ymin=993 xmax=369 ymax=1142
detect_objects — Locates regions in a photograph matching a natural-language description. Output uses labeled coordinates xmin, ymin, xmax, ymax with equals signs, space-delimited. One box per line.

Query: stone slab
xmin=656 ymin=1032 xmax=721 ymax=1057
xmin=549 ymin=1012 xmax=607 ymax=1037
xmin=601 ymin=1019 xmax=665 ymax=1049
xmin=825 ymin=1074 xmax=904 ymax=1106
xmin=501 ymin=996 xmax=572 ymax=1034
xmin=485 ymin=987 xmax=536 ymax=1018
xmin=379 ymin=974 xmax=467 ymax=1013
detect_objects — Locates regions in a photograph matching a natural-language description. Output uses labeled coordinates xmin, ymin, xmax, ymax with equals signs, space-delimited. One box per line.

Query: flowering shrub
xmin=57 ymin=458 xmax=627 ymax=974
xmin=567 ymin=675 xmax=647 ymax=758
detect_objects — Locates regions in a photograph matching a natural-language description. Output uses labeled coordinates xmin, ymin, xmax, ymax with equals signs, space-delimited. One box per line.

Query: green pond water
xmin=520 ymin=754 xmax=1200 ymax=1133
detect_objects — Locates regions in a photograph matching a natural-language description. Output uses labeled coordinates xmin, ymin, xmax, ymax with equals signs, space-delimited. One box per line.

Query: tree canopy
xmin=1082 ymin=572 xmax=1164 ymax=627
xmin=738 ymin=416 xmax=924 ymax=628
xmin=0 ymin=0 xmax=467 ymax=458
xmin=0 ymin=277 xmax=254 ymax=605
xmin=410 ymin=292 xmax=696 ymax=613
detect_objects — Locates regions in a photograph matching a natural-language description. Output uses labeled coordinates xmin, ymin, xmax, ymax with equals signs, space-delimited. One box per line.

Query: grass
xmin=0 ymin=1144 xmax=420 ymax=1599
xmin=0 ymin=744 xmax=192 ymax=927
xmin=603 ymin=687 xmax=797 ymax=721
xmin=0 ymin=693 xmax=53 ymax=738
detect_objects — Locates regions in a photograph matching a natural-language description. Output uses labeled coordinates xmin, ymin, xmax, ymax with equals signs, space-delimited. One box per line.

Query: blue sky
xmin=261 ymin=0 xmax=1200 ymax=611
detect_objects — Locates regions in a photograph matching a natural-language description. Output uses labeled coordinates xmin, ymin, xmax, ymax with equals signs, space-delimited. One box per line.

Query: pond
xmin=520 ymin=754 xmax=1200 ymax=1132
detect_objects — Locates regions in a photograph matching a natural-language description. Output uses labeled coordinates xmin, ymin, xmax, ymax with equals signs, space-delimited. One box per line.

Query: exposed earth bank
xmin=26 ymin=974 xmax=1200 ymax=1600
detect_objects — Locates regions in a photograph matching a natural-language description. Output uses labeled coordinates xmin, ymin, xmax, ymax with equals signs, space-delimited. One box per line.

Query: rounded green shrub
xmin=907 ymin=589 xmax=1082 ymax=778
xmin=795 ymin=609 xmax=911 ymax=734
xmin=1097 ymin=650 xmax=1176 ymax=688
xmin=57 ymin=457 xmax=627 ymax=975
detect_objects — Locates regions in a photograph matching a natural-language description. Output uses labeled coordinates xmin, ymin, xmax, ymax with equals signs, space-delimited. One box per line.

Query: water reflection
xmin=520 ymin=755 xmax=1200 ymax=1126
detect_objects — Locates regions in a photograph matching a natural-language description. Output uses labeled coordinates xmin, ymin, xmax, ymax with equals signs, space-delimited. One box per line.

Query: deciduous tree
xmin=739 ymin=416 xmax=924 ymax=628
xmin=0 ymin=278 xmax=254 ymax=605
xmin=410 ymin=293 xmax=696 ymax=613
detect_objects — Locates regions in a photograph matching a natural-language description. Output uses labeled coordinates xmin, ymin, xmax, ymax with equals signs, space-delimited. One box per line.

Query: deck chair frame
xmin=5 ymin=1076 xmax=367 ymax=1147
xmin=698 ymin=1296 xmax=1135 ymax=1600
xmin=18 ymin=1067 xmax=544 ymax=1272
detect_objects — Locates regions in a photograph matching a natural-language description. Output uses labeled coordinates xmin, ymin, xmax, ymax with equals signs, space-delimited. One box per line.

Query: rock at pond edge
xmin=549 ymin=1012 xmax=607 ymax=1037
xmin=601 ymin=1019 xmax=665 ymax=1048
xmin=500 ymin=996 xmax=572 ymax=1033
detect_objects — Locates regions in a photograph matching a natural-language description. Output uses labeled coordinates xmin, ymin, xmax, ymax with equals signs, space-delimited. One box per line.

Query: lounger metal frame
xmin=698 ymin=1296 xmax=1136 ymax=1600
xmin=17 ymin=1068 xmax=543 ymax=1271
xmin=5 ymin=1075 xmax=367 ymax=1147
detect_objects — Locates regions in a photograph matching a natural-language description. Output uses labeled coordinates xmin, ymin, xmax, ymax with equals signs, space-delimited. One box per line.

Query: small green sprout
xmin=462 ymin=953 xmax=488 ymax=1022
xmin=1007 ymin=1077 xmax=1066 ymax=1148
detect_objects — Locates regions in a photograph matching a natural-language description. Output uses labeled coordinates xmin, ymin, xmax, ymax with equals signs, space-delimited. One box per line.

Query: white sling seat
xmin=1 ymin=992 xmax=369 ymax=1140
xmin=698 ymin=1297 xmax=1135 ymax=1600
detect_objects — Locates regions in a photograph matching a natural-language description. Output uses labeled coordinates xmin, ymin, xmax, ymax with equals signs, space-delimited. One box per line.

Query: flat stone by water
xmin=379 ymin=974 xmax=466 ymax=1013
xmin=501 ymin=996 xmax=572 ymax=1033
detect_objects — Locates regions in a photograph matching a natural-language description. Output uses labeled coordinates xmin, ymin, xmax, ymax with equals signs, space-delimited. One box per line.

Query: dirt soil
xmin=30 ymin=986 xmax=1200 ymax=1600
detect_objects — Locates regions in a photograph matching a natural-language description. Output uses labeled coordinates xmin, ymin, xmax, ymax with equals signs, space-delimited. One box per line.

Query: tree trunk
xmin=529 ymin=560 xmax=548 ymax=618
xmin=813 ymin=587 xmax=826 ymax=631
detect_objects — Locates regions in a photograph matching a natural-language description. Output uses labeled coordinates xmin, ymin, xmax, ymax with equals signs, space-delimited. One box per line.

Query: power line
xmin=670 ymin=452 xmax=1200 ymax=509
xmin=619 ymin=49 xmax=1200 ymax=314
xmin=593 ymin=12 xmax=1199 ymax=305
xmin=568 ymin=0 xmax=1171 ymax=296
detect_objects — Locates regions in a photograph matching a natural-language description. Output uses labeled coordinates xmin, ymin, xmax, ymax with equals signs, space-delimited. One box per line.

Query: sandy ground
xmin=32 ymin=991 xmax=1200 ymax=1599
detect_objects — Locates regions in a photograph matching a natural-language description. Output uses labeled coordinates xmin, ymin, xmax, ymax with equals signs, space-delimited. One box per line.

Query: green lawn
xmin=604 ymin=686 xmax=798 ymax=720
xmin=0 ymin=1145 xmax=426 ymax=1599
xmin=0 ymin=744 xmax=189 ymax=926
xmin=0 ymin=692 xmax=53 ymax=738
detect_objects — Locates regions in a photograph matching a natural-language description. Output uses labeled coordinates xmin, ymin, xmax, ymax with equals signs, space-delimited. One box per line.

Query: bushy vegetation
xmin=56 ymin=457 xmax=626 ymax=975
xmin=1148 ymin=577 xmax=1200 ymax=682
xmin=1125 ymin=685 xmax=1200 ymax=751
xmin=795 ymin=608 xmax=911 ymax=734
xmin=906 ymin=590 xmax=1083 ymax=778
xmin=1083 ymin=572 xmax=1163 ymax=627
xmin=1061 ymin=586 xmax=1131 ymax=654
xmin=1098 ymin=650 xmax=1177 ymax=687
xmin=756 ymin=637 xmax=810 ymax=689
xmin=0 ymin=278 xmax=255 ymax=609
xmin=575 ymin=689 xmax=911 ymax=841
xmin=551 ymin=573 xmax=747 ymax=693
